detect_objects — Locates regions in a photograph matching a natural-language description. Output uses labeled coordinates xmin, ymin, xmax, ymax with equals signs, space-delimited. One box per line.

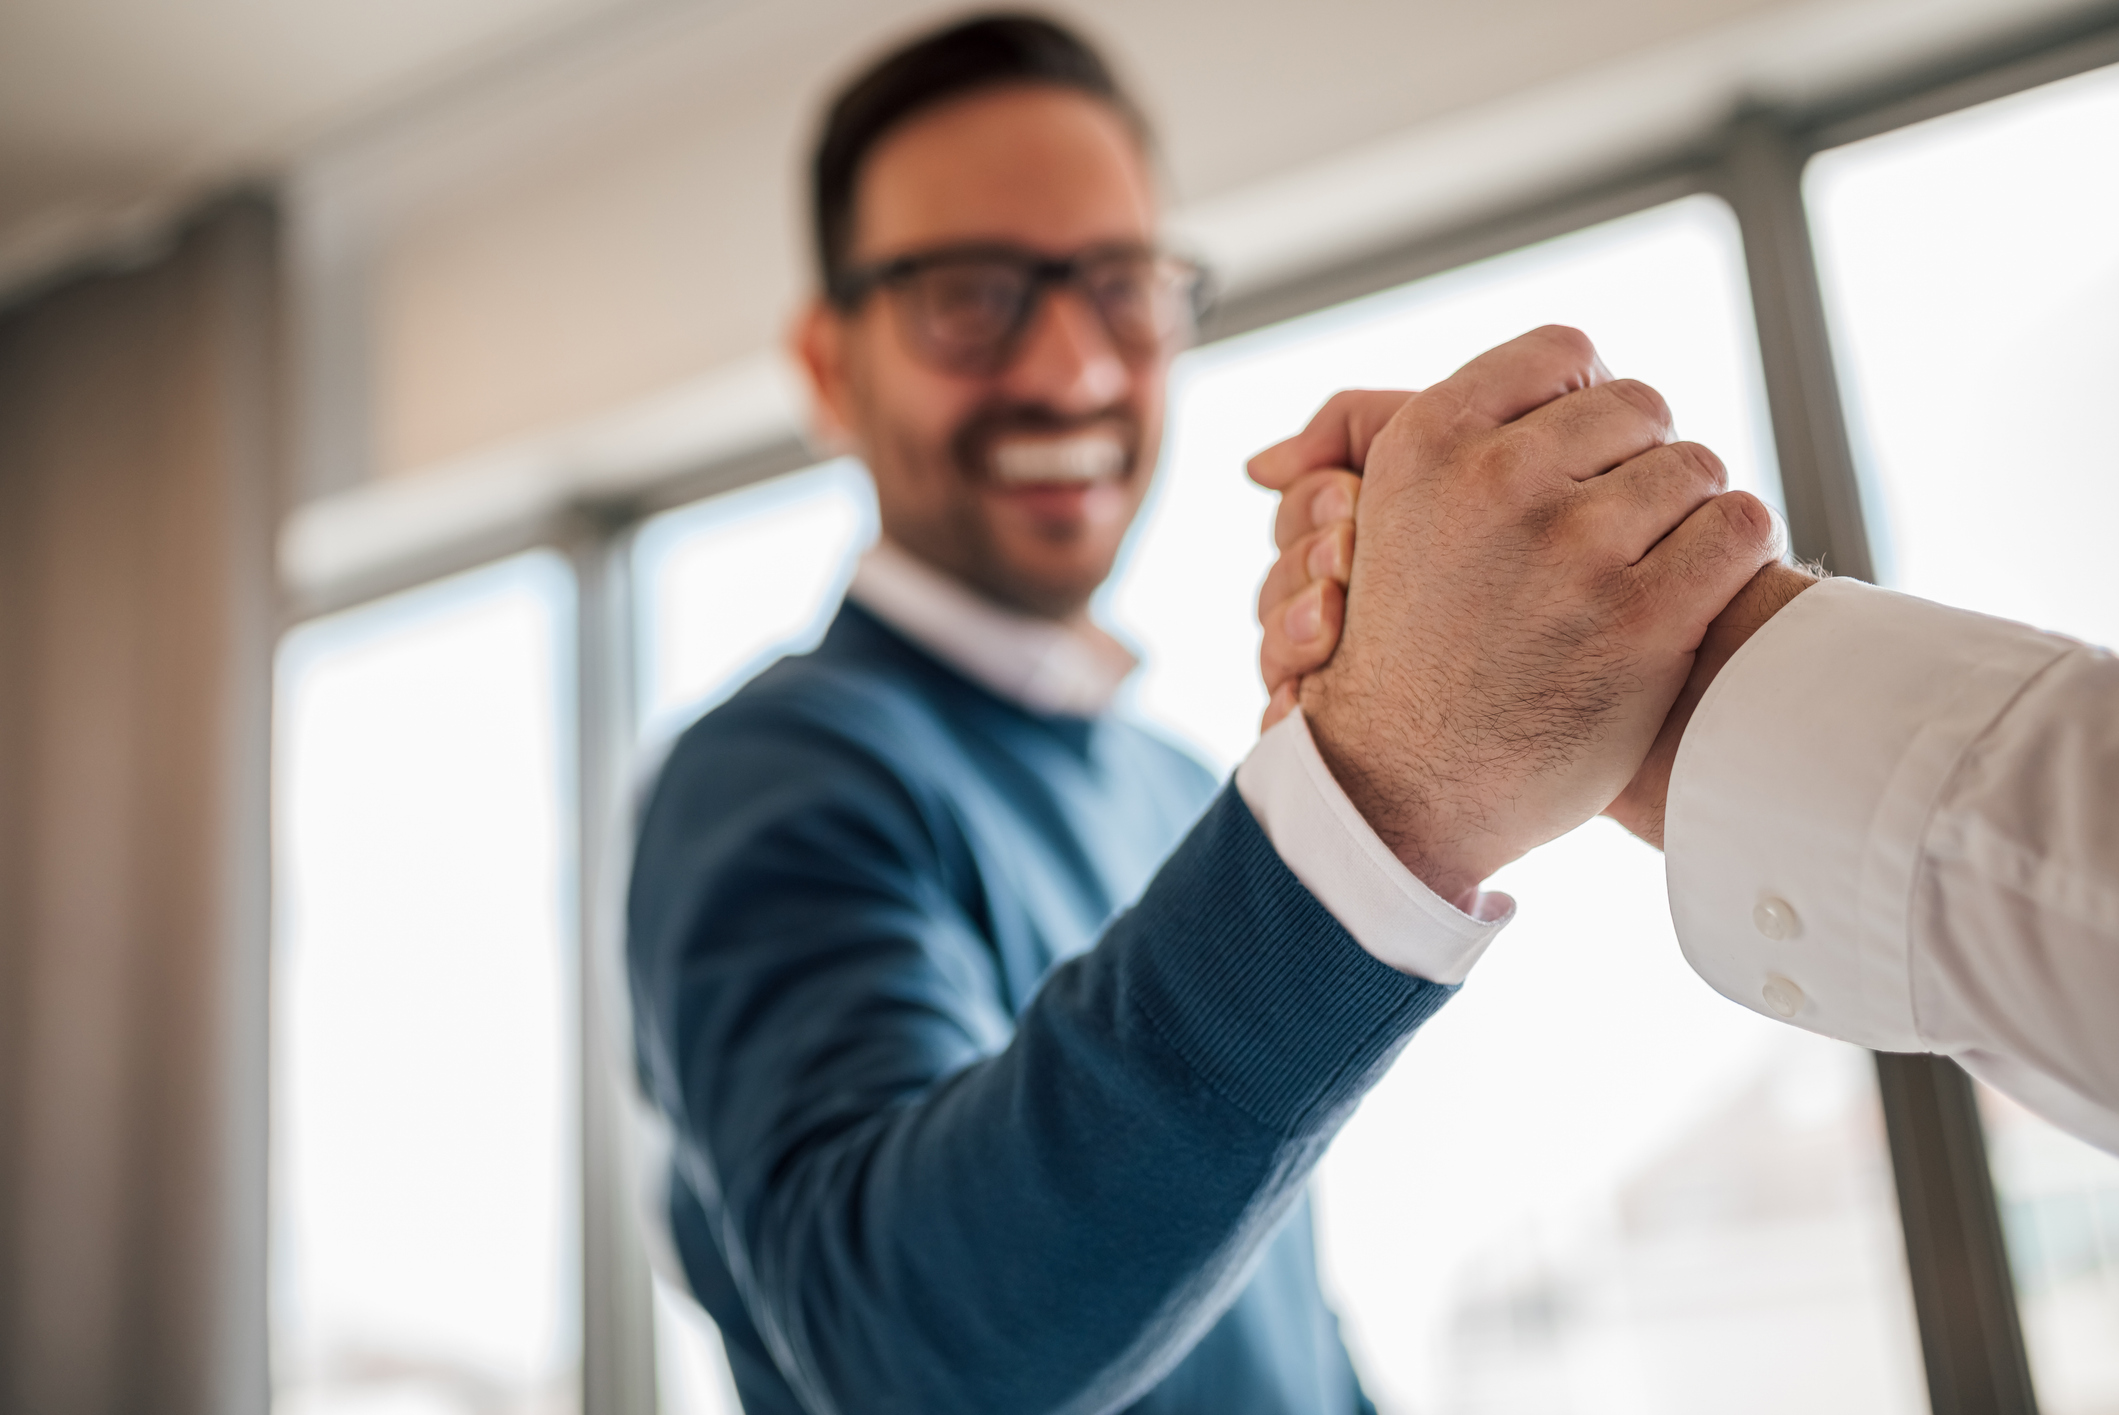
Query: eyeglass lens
xmin=896 ymin=252 xmax=1198 ymax=373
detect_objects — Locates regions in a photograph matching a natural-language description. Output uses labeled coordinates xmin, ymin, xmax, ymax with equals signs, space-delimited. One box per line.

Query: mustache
xmin=950 ymin=403 xmax=1141 ymax=484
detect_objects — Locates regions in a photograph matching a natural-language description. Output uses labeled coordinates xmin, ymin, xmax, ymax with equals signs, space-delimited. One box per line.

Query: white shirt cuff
xmin=1235 ymin=708 xmax=1513 ymax=984
xmin=1665 ymin=578 xmax=2074 ymax=1050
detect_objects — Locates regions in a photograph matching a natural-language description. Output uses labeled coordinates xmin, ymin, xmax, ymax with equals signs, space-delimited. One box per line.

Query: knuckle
xmin=1531 ymin=323 xmax=1597 ymax=365
xmin=1604 ymin=378 xmax=1672 ymax=432
xmin=1670 ymin=440 xmax=1727 ymax=490
xmin=1470 ymin=433 xmax=1537 ymax=498
xmin=1591 ymin=561 xmax=1653 ymax=624
xmin=1310 ymin=472 xmax=1358 ymax=524
xmin=1526 ymin=496 xmax=1583 ymax=554
xmin=1717 ymin=489 xmax=1771 ymax=541
xmin=1324 ymin=388 xmax=1382 ymax=425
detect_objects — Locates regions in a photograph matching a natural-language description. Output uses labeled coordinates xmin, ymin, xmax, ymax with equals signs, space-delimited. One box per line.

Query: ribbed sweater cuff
xmin=1125 ymin=786 xmax=1455 ymax=1134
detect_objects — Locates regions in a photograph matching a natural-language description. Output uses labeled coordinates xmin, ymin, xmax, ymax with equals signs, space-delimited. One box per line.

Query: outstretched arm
xmin=630 ymin=722 xmax=1443 ymax=1415
xmin=1665 ymin=581 xmax=2119 ymax=1154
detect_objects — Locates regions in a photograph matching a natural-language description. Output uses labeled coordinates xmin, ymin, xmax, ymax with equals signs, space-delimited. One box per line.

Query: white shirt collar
xmin=846 ymin=539 xmax=1137 ymax=718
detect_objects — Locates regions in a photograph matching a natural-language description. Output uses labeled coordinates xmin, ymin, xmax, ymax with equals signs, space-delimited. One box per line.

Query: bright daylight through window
xmin=1809 ymin=57 xmax=2119 ymax=1415
xmin=631 ymin=195 xmax=1930 ymax=1414
xmin=273 ymin=554 xmax=579 ymax=1415
xmin=630 ymin=464 xmax=877 ymax=1415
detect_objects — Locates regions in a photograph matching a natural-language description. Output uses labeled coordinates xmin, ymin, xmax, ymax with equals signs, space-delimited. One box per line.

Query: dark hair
xmin=810 ymin=13 xmax=1149 ymax=291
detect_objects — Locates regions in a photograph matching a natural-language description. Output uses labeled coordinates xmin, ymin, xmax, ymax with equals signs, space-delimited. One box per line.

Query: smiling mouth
xmin=988 ymin=430 xmax=1128 ymax=486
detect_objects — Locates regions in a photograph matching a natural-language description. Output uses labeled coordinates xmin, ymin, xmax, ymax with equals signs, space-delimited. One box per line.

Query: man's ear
xmin=792 ymin=299 xmax=860 ymax=454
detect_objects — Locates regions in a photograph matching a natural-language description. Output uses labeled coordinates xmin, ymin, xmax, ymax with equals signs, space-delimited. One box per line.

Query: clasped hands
xmin=1248 ymin=325 xmax=1816 ymax=909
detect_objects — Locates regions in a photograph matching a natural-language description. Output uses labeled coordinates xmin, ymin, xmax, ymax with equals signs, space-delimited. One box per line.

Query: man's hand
xmin=1249 ymin=383 xmax=1820 ymax=854
xmin=1249 ymin=327 xmax=1779 ymax=905
xmin=1252 ymin=390 xmax=1412 ymax=729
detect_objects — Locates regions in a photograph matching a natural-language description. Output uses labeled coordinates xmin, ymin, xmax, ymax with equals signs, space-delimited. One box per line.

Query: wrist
xmin=1299 ymin=676 xmax=1492 ymax=908
xmin=1697 ymin=561 xmax=1820 ymax=678
xmin=1605 ymin=561 xmax=1820 ymax=849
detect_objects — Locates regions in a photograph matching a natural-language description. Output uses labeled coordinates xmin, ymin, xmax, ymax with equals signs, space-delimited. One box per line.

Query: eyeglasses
xmin=827 ymin=243 xmax=1213 ymax=376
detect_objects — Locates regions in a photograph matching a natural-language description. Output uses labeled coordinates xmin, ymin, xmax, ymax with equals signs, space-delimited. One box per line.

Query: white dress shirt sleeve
xmin=1235 ymin=708 xmax=1513 ymax=985
xmin=1666 ymin=577 xmax=2119 ymax=1153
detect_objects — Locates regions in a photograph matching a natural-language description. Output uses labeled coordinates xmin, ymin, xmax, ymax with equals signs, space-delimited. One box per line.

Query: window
xmin=629 ymin=461 xmax=877 ymax=1414
xmin=1807 ymin=61 xmax=2119 ymax=651
xmin=273 ymin=554 xmax=579 ymax=1415
xmin=631 ymin=460 xmax=876 ymax=745
xmin=1809 ymin=59 xmax=2119 ymax=1414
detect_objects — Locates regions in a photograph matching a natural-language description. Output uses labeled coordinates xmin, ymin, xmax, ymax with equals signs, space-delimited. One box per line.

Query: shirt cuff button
xmin=1761 ymin=974 xmax=1806 ymax=1018
xmin=1753 ymin=896 xmax=1800 ymax=941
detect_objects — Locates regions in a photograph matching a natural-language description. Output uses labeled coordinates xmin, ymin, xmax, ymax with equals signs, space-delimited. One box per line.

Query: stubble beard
xmin=871 ymin=399 xmax=1149 ymax=620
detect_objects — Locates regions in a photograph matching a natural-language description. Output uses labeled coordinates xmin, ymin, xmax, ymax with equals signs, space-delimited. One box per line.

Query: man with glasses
xmin=626 ymin=14 xmax=1777 ymax=1414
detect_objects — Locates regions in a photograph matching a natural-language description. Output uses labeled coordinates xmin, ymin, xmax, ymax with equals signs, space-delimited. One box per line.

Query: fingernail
xmin=1308 ymin=535 xmax=1342 ymax=578
xmin=1286 ymin=589 xmax=1322 ymax=642
xmin=1313 ymin=483 xmax=1354 ymax=524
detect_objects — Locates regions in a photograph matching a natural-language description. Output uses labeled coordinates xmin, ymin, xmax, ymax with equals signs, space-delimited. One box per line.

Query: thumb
xmin=1247 ymin=388 xmax=1413 ymax=490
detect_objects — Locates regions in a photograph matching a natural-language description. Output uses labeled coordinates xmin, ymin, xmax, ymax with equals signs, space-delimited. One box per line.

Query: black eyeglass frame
xmin=825 ymin=241 xmax=1216 ymax=374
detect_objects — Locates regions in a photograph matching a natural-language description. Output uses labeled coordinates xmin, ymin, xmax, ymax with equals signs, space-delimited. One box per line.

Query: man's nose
xmin=1002 ymin=286 xmax=1131 ymax=411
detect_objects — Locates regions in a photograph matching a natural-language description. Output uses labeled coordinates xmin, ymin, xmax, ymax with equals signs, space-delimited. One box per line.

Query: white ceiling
xmin=3 ymin=0 xmax=2107 ymax=304
xmin=0 ymin=0 xmax=676 ymax=295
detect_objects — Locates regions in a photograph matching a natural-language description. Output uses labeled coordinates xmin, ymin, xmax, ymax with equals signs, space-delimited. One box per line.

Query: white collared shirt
xmin=1666 ymin=578 xmax=2119 ymax=1154
xmin=847 ymin=540 xmax=1513 ymax=987
xmin=848 ymin=540 xmax=1138 ymax=718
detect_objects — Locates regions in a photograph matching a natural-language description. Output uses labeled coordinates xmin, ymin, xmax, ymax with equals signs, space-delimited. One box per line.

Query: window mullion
xmin=1717 ymin=113 xmax=1872 ymax=579
xmin=569 ymin=517 xmax=661 ymax=1415
xmin=1875 ymin=1053 xmax=2041 ymax=1415
xmin=1715 ymin=111 xmax=2037 ymax=1415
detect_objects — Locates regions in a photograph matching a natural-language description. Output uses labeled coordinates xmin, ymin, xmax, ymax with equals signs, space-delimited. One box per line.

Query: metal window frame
xmin=272 ymin=9 xmax=2119 ymax=1412
xmin=567 ymin=512 xmax=661 ymax=1415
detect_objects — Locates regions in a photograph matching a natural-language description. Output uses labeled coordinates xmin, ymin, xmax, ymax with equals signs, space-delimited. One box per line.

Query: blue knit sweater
xmin=628 ymin=602 xmax=1455 ymax=1414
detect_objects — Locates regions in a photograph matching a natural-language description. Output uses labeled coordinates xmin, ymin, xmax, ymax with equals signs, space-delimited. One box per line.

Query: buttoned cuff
xmin=1234 ymin=708 xmax=1513 ymax=984
xmin=1665 ymin=578 xmax=2074 ymax=1050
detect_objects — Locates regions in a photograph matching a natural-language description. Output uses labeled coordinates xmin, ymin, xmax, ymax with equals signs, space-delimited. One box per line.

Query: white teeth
xmin=990 ymin=432 xmax=1126 ymax=485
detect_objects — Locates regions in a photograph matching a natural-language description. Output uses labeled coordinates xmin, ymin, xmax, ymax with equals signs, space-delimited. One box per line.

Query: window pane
xmin=1806 ymin=60 xmax=2119 ymax=648
xmin=653 ymin=1279 xmax=743 ymax=1415
xmin=273 ymin=553 xmax=578 ymax=1415
xmin=1120 ymin=194 xmax=1925 ymax=1412
xmin=632 ymin=460 xmax=876 ymax=741
xmin=630 ymin=462 xmax=876 ymax=1413
xmin=1808 ymin=60 xmax=2119 ymax=1414
xmin=1979 ymin=1088 xmax=2119 ymax=1412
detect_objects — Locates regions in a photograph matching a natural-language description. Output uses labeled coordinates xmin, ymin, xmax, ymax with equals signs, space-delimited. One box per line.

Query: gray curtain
xmin=0 ymin=197 xmax=279 ymax=1415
